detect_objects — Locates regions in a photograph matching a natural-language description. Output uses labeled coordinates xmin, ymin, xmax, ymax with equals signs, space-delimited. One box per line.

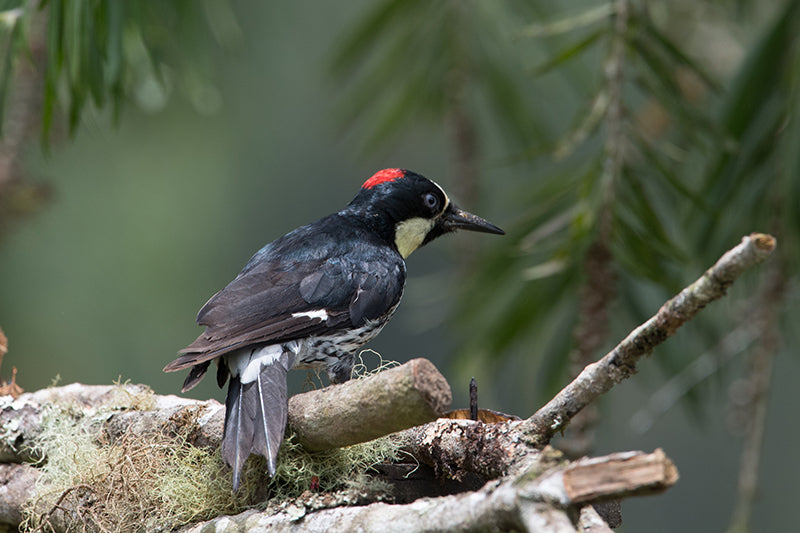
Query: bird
xmin=163 ymin=168 xmax=504 ymax=490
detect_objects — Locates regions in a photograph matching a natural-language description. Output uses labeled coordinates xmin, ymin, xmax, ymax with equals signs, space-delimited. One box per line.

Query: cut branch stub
xmin=288 ymin=358 xmax=452 ymax=451
xmin=558 ymin=448 xmax=679 ymax=503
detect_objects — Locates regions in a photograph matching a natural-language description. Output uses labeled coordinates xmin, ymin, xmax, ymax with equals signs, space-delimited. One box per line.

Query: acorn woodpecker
xmin=163 ymin=168 xmax=504 ymax=490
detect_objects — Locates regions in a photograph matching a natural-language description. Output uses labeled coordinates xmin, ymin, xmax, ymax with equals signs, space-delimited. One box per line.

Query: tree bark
xmin=0 ymin=463 xmax=39 ymax=526
xmin=288 ymin=358 xmax=451 ymax=451
xmin=176 ymin=449 xmax=676 ymax=533
xmin=0 ymin=384 xmax=675 ymax=532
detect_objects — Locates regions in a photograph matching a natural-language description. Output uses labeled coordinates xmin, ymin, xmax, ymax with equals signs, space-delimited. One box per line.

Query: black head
xmin=345 ymin=168 xmax=504 ymax=257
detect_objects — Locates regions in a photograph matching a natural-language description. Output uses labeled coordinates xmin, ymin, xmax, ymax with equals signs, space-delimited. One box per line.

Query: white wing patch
xmin=292 ymin=309 xmax=329 ymax=321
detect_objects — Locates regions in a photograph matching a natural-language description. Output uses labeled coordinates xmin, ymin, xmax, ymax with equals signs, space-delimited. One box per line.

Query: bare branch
xmin=522 ymin=233 xmax=777 ymax=445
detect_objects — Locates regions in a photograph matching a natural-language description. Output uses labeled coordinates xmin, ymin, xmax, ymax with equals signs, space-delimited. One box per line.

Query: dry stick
xmin=288 ymin=358 xmax=451 ymax=451
xmin=178 ymin=449 xmax=677 ymax=533
xmin=521 ymin=233 xmax=777 ymax=446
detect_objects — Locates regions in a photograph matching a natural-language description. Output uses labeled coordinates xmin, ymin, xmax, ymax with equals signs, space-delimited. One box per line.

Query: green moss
xmin=21 ymin=362 xmax=406 ymax=532
xmin=260 ymin=431 xmax=405 ymax=503
xmin=21 ymin=386 xmax=245 ymax=533
xmin=246 ymin=351 xmax=407 ymax=503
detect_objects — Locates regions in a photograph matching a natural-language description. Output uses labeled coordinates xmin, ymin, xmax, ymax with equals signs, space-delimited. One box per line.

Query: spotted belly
xmin=295 ymin=316 xmax=392 ymax=383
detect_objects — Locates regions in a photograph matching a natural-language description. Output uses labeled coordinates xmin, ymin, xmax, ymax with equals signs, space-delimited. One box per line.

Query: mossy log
xmin=0 ymin=377 xmax=672 ymax=532
xmin=0 ymin=379 xmax=675 ymax=532
xmin=0 ymin=357 xmax=451 ymax=466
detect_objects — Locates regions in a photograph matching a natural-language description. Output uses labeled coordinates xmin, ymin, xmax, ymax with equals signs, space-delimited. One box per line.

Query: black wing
xmin=164 ymin=222 xmax=405 ymax=373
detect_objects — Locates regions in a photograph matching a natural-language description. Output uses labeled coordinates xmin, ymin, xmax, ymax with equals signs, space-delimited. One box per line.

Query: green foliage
xmin=329 ymin=0 xmax=546 ymax=153
xmin=0 ymin=0 xmax=238 ymax=144
xmin=333 ymin=0 xmax=800 ymax=413
xmin=695 ymin=1 xmax=800 ymax=259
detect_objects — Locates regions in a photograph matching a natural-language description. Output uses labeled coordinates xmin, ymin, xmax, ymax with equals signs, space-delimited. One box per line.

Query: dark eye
xmin=423 ymin=192 xmax=439 ymax=211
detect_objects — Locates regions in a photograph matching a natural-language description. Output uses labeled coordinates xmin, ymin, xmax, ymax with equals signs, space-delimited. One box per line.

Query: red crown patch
xmin=362 ymin=168 xmax=406 ymax=189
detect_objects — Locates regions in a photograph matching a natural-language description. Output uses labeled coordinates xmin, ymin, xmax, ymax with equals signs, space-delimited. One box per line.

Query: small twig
xmin=0 ymin=327 xmax=6 ymax=358
xmin=521 ymin=233 xmax=776 ymax=446
xmin=0 ymin=328 xmax=22 ymax=398
xmin=469 ymin=378 xmax=478 ymax=421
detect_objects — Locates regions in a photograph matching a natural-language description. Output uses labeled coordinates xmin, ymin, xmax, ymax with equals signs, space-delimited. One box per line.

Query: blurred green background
xmin=1 ymin=1 xmax=798 ymax=532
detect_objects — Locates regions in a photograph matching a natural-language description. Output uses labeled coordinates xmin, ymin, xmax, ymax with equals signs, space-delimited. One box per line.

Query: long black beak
xmin=421 ymin=203 xmax=504 ymax=248
xmin=440 ymin=204 xmax=505 ymax=235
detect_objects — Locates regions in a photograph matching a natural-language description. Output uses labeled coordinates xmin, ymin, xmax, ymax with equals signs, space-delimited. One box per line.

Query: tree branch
xmin=0 ymin=359 xmax=450 ymax=466
xmin=522 ymin=233 xmax=776 ymax=446
xmin=0 ymin=383 xmax=226 ymax=463
xmin=400 ymin=417 xmax=538 ymax=480
xmin=1 ymin=380 xmax=678 ymax=532
xmin=288 ymin=358 xmax=451 ymax=451
xmin=176 ymin=449 xmax=676 ymax=533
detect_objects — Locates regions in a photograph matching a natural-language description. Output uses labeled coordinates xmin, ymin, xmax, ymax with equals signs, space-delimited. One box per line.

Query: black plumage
xmin=164 ymin=169 xmax=503 ymax=490
xmin=167 ymin=221 xmax=405 ymax=374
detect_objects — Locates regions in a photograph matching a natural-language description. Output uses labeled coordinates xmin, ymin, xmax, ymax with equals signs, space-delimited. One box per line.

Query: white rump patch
xmin=228 ymin=344 xmax=283 ymax=384
xmin=292 ymin=309 xmax=329 ymax=321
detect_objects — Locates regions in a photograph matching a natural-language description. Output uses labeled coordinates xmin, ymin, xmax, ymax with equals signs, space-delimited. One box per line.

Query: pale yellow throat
xmin=394 ymin=217 xmax=435 ymax=258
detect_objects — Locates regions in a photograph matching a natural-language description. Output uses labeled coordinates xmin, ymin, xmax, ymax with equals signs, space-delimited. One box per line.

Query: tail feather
xmin=220 ymin=346 xmax=295 ymax=491
xmin=180 ymin=361 xmax=211 ymax=392
xmin=222 ymin=376 xmax=248 ymax=491
xmin=253 ymin=364 xmax=289 ymax=476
